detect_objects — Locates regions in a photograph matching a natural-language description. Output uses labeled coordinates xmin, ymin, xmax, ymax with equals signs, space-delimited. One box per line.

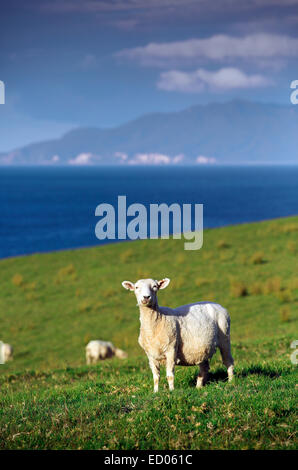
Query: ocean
xmin=0 ymin=165 xmax=297 ymax=258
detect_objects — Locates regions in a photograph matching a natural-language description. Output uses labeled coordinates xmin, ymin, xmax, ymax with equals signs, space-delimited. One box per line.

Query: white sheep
xmin=122 ymin=278 xmax=234 ymax=392
xmin=85 ymin=340 xmax=127 ymax=364
xmin=0 ymin=342 xmax=13 ymax=363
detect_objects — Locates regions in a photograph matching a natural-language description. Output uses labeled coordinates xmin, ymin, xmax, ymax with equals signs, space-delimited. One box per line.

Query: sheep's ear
xmin=122 ymin=281 xmax=135 ymax=291
xmin=157 ymin=278 xmax=170 ymax=290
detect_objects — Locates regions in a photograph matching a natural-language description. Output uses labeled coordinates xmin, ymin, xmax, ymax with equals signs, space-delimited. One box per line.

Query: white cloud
xmin=157 ymin=67 xmax=271 ymax=92
xmin=114 ymin=151 xmax=128 ymax=161
xmin=173 ymin=154 xmax=184 ymax=163
xmin=128 ymin=153 xmax=171 ymax=165
xmin=117 ymin=33 xmax=298 ymax=67
xmin=113 ymin=152 xmax=213 ymax=165
xmin=68 ymin=152 xmax=95 ymax=165
xmin=118 ymin=152 xmax=185 ymax=165
xmin=196 ymin=155 xmax=216 ymax=164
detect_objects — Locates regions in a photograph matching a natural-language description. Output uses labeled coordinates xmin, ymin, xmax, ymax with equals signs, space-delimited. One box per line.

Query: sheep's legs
xmin=149 ymin=357 xmax=160 ymax=393
xmin=165 ymin=351 xmax=175 ymax=391
xmin=86 ymin=353 xmax=91 ymax=365
xmin=196 ymin=360 xmax=209 ymax=388
xmin=219 ymin=341 xmax=234 ymax=382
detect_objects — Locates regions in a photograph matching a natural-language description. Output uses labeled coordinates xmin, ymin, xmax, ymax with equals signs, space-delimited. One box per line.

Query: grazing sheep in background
xmin=0 ymin=342 xmax=13 ymax=363
xmin=122 ymin=278 xmax=234 ymax=392
xmin=85 ymin=340 xmax=127 ymax=364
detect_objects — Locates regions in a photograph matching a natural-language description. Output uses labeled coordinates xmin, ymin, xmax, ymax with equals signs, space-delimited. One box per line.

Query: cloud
xmin=173 ymin=154 xmax=184 ymax=163
xmin=157 ymin=67 xmax=272 ymax=92
xmin=114 ymin=151 xmax=128 ymax=161
xmin=114 ymin=152 xmax=185 ymax=165
xmin=117 ymin=33 xmax=298 ymax=67
xmin=40 ymin=155 xmax=61 ymax=166
xmin=196 ymin=155 xmax=216 ymax=164
xmin=128 ymin=153 xmax=171 ymax=165
xmin=68 ymin=152 xmax=95 ymax=165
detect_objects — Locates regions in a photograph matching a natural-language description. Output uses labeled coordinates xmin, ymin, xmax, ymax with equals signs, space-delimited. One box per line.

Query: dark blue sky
xmin=1 ymin=0 xmax=298 ymax=151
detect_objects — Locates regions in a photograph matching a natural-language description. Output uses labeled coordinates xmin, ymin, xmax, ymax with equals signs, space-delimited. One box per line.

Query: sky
xmin=0 ymin=0 xmax=298 ymax=151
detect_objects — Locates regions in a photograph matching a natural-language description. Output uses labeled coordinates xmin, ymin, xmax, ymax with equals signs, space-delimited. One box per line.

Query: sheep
xmin=85 ymin=340 xmax=127 ymax=364
xmin=0 ymin=342 xmax=13 ymax=363
xmin=122 ymin=278 xmax=234 ymax=392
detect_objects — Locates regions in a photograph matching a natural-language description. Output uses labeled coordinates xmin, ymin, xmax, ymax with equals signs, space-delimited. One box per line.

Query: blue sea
xmin=0 ymin=166 xmax=297 ymax=259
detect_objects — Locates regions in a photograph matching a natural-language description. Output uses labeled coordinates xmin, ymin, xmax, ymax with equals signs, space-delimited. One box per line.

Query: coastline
xmin=0 ymin=214 xmax=297 ymax=261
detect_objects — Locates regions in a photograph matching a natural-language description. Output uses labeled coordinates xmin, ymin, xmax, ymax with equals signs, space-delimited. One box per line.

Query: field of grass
xmin=0 ymin=216 xmax=297 ymax=449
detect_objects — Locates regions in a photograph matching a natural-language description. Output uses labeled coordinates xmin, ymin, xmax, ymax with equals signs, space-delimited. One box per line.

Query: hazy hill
xmin=1 ymin=100 xmax=298 ymax=165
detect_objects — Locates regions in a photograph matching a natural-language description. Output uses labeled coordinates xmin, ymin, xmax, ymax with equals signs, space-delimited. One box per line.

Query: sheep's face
xmin=122 ymin=278 xmax=170 ymax=307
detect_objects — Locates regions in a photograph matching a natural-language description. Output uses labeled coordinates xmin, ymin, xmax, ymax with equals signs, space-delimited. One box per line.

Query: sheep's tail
xmin=115 ymin=348 xmax=128 ymax=359
xmin=217 ymin=308 xmax=231 ymax=338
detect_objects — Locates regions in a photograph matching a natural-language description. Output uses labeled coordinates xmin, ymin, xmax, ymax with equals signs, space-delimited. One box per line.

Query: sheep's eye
xmin=135 ymin=286 xmax=138 ymax=290
xmin=153 ymin=285 xmax=158 ymax=291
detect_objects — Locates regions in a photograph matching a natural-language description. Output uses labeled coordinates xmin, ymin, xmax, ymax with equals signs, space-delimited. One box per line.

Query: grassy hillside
xmin=0 ymin=216 xmax=297 ymax=449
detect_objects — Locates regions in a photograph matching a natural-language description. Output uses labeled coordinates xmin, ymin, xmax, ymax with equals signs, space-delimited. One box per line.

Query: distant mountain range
xmin=1 ymin=100 xmax=297 ymax=165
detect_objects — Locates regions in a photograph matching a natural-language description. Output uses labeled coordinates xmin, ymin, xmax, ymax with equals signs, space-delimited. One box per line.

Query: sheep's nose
xmin=143 ymin=295 xmax=151 ymax=300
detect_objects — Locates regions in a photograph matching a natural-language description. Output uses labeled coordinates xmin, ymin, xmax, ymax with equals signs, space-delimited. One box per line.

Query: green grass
xmin=0 ymin=216 xmax=297 ymax=449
